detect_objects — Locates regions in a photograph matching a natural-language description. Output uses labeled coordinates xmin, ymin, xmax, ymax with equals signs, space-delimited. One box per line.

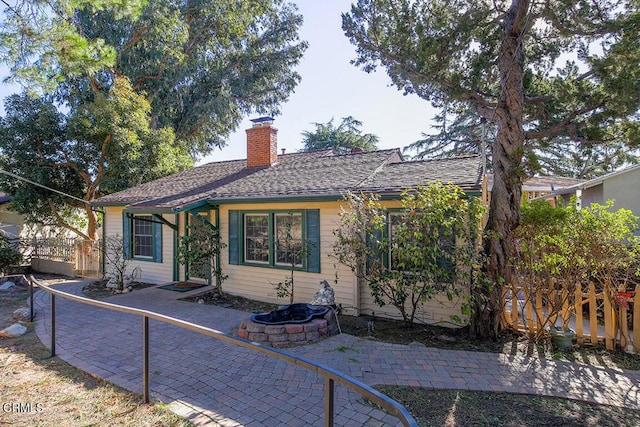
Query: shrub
xmin=511 ymin=199 xmax=640 ymax=340
xmin=334 ymin=182 xmax=484 ymax=325
xmin=0 ymin=239 xmax=22 ymax=273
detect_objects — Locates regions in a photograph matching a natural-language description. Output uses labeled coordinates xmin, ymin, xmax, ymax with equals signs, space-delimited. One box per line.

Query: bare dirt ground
xmin=0 ymin=276 xmax=192 ymax=427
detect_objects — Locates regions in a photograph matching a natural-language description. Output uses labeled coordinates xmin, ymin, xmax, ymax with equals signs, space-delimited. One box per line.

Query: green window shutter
xmin=228 ymin=210 xmax=239 ymax=265
xmin=305 ymin=209 xmax=320 ymax=273
xmin=122 ymin=213 xmax=131 ymax=259
xmin=153 ymin=220 xmax=163 ymax=263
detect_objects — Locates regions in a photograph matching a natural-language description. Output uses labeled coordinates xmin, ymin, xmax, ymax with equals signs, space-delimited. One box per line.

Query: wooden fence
xmin=30 ymin=238 xmax=101 ymax=277
xmin=503 ymin=280 xmax=639 ymax=352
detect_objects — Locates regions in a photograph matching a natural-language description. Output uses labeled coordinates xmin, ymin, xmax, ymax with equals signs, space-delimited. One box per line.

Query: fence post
xmin=324 ymin=377 xmax=334 ymax=427
xmin=589 ymin=283 xmax=598 ymax=345
xmin=29 ymin=276 xmax=34 ymax=322
xmin=604 ymin=285 xmax=615 ymax=350
xmin=575 ymin=282 xmax=583 ymax=345
xmin=50 ymin=293 xmax=56 ymax=357
xmin=633 ymin=285 xmax=640 ymax=353
xmin=143 ymin=315 xmax=149 ymax=404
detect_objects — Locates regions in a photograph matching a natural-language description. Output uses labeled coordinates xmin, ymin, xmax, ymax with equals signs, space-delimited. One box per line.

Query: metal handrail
xmin=30 ymin=276 xmax=418 ymax=427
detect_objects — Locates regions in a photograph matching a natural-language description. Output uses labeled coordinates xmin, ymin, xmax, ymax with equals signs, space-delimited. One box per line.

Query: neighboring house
xmin=485 ymin=175 xmax=584 ymax=207
xmin=520 ymin=176 xmax=585 ymax=204
xmin=0 ymin=193 xmax=24 ymax=241
xmin=93 ymin=117 xmax=483 ymax=324
xmin=540 ymin=163 xmax=640 ymax=231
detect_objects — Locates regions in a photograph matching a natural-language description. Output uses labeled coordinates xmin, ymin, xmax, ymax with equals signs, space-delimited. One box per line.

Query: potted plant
xmin=550 ymin=325 xmax=576 ymax=350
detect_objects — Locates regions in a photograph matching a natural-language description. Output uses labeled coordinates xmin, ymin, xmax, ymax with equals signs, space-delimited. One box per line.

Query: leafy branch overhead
xmin=1 ymin=0 xmax=307 ymax=153
xmin=0 ymin=1 xmax=307 ymax=239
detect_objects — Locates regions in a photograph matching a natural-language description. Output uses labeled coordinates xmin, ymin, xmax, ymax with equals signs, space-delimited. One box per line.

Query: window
xmin=123 ymin=213 xmax=162 ymax=263
xmin=387 ymin=212 xmax=402 ymax=270
xmin=385 ymin=211 xmax=455 ymax=277
xmin=245 ymin=214 xmax=269 ymax=263
xmin=133 ymin=215 xmax=153 ymax=258
xmin=275 ymin=212 xmax=303 ymax=267
xmin=228 ymin=209 xmax=320 ymax=272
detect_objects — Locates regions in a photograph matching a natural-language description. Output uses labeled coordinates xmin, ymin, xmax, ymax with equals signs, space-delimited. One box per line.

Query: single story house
xmin=93 ymin=118 xmax=483 ymax=323
xmin=539 ymin=163 xmax=640 ymax=232
xmin=485 ymin=175 xmax=584 ymax=207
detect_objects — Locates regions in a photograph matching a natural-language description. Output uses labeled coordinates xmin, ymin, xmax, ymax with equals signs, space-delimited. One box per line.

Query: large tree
xmin=0 ymin=0 xmax=306 ymax=238
xmin=1 ymin=0 xmax=307 ymax=154
xmin=343 ymin=0 xmax=640 ymax=339
xmin=0 ymin=78 xmax=192 ymax=240
xmin=301 ymin=116 xmax=379 ymax=153
xmin=407 ymin=105 xmax=639 ymax=179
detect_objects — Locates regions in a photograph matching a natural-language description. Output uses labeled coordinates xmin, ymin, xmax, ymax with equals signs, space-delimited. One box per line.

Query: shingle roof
xmin=358 ymin=156 xmax=483 ymax=193
xmin=93 ymin=149 xmax=483 ymax=211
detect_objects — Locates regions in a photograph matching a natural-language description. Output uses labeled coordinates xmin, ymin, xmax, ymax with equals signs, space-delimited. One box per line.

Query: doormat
xmin=158 ymin=282 xmax=206 ymax=292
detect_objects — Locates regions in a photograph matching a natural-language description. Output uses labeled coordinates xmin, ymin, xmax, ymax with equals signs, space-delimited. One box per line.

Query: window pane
xmin=245 ymin=214 xmax=269 ymax=263
xmin=133 ymin=215 xmax=153 ymax=258
xmin=388 ymin=212 xmax=402 ymax=270
xmin=275 ymin=213 xmax=302 ymax=266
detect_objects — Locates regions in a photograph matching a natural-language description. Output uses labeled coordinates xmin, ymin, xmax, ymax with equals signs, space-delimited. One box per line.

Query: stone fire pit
xmin=237 ymin=305 xmax=339 ymax=347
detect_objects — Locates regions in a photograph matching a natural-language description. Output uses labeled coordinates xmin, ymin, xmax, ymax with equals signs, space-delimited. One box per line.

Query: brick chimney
xmin=246 ymin=117 xmax=278 ymax=168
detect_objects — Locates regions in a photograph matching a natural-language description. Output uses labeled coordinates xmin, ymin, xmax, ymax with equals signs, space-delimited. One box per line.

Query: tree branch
xmin=47 ymin=199 xmax=91 ymax=240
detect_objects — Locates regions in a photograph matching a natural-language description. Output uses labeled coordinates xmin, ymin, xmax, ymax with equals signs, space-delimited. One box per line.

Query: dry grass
xmin=377 ymin=387 xmax=640 ymax=427
xmin=0 ymin=279 xmax=193 ymax=427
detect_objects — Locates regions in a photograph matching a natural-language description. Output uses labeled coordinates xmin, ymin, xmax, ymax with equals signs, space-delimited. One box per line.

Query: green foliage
xmin=1 ymin=0 xmax=307 ymax=154
xmin=343 ymin=0 xmax=640 ymax=338
xmin=0 ymin=77 xmax=192 ymax=239
xmin=301 ymin=116 xmax=379 ymax=154
xmin=0 ymin=0 xmax=145 ymax=92
xmin=176 ymin=219 xmax=227 ymax=292
xmin=0 ymin=239 xmax=22 ymax=273
xmin=334 ymin=182 xmax=485 ymax=325
xmin=406 ymin=106 xmax=639 ymax=179
xmin=512 ymin=199 xmax=640 ymax=337
xmin=406 ymin=105 xmax=486 ymax=160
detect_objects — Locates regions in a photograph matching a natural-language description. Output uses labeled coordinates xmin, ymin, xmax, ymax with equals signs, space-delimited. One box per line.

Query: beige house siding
xmin=103 ymin=206 xmax=175 ymax=284
xmin=218 ymin=201 xmax=358 ymax=311
xmin=354 ymin=199 xmax=467 ymax=327
xmin=104 ymin=200 xmax=467 ymax=325
xmin=358 ymin=290 xmax=467 ymax=327
xmin=0 ymin=206 xmax=24 ymax=239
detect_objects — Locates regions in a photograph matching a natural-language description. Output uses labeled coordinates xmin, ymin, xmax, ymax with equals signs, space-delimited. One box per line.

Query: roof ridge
xmin=404 ymin=154 xmax=481 ymax=164
xmin=354 ymin=149 xmax=403 ymax=189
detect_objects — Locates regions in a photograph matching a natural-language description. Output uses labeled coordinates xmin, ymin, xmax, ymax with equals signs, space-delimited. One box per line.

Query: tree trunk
xmin=471 ymin=0 xmax=528 ymax=340
xmin=86 ymin=205 xmax=99 ymax=241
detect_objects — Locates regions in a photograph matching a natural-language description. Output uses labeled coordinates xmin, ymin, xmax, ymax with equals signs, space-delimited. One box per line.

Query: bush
xmin=0 ymin=239 xmax=22 ymax=273
xmin=334 ymin=182 xmax=484 ymax=325
xmin=511 ymin=199 xmax=640 ymax=340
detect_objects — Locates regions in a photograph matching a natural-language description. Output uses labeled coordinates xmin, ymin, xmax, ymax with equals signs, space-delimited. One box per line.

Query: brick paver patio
xmin=32 ymin=279 xmax=640 ymax=426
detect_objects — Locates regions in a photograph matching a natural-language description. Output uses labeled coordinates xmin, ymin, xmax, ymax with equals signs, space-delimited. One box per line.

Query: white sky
xmin=0 ymin=1 xmax=439 ymax=164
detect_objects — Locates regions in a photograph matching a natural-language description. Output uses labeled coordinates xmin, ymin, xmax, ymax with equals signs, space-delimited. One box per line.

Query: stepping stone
xmin=12 ymin=307 xmax=31 ymax=321
xmin=0 ymin=281 xmax=15 ymax=290
xmin=0 ymin=323 xmax=27 ymax=338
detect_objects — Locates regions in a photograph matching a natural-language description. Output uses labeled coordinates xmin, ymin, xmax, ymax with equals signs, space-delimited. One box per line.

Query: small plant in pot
xmin=550 ymin=325 xmax=576 ymax=351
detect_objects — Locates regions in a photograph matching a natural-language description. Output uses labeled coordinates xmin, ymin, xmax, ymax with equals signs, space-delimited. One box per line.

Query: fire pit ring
xmin=238 ymin=303 xmax=338 ymax=347
xmin=251 ymin=303 xmax=330 ymax=325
